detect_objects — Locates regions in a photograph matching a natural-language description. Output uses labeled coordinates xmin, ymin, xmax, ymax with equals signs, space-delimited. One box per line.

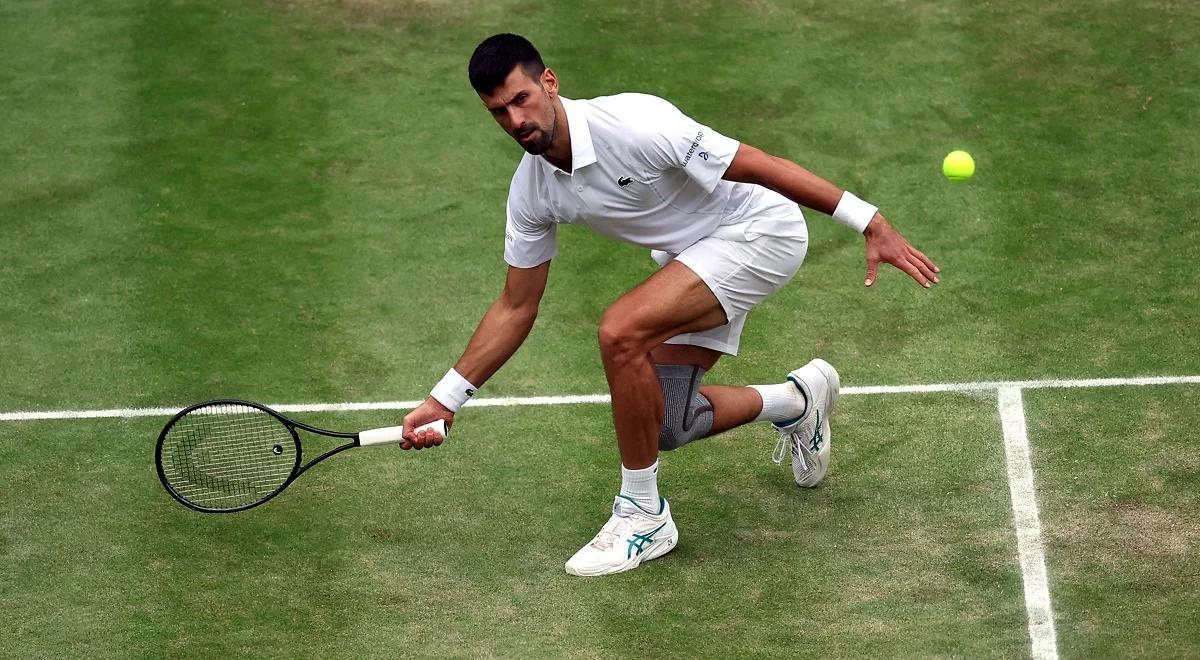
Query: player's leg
xmin=566 ymin=219 xmax=839 ymax=576
xmin=648 ymin=231 xmax=839 ymax=492
xmin=595 ymin=259 xmax=729 ymax=470
xmin=596 ymin=245 xmax=823 ymax=467
xmin=649 ymin=343 xmax=816 ymax=443
xmin=566 ymin=261 xmax=729 ymax=577
xmin=650 ymin=343 xmax=758 ymax=447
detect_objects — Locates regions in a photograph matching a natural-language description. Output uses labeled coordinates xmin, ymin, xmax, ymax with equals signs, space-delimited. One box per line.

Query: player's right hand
xmin=401 ymin=398 xmax=454 ymax=450
xmin=862 ymin=214 xmax=940 ymax=288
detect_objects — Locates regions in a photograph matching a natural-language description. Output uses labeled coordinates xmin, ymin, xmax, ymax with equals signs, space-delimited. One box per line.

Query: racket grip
xmin=359 ymin=420 xmax=447 ymax=447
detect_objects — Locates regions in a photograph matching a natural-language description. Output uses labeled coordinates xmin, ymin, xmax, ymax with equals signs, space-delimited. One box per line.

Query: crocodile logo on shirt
xmin=617 ymin=176 xmax=634 ymax=187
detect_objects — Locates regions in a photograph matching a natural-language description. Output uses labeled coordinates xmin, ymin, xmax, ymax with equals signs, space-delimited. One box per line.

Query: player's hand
xmin=401 ymin=398 xmax=454 ymax=450
xmin=863 ymin=214 xmax=940 ymax=288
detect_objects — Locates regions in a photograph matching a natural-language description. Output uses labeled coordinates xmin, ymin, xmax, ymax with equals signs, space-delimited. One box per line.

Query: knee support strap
xmin=657 ymin=364 xmax=714 ymax=451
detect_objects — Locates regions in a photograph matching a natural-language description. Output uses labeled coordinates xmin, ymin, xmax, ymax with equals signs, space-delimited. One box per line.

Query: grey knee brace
xmin=657 ymin=364 xmax=715 ymax=451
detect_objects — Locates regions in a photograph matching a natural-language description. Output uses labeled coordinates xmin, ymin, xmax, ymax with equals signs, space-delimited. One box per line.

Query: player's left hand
xmin=863 ymin=214 xmax=940 ymax=288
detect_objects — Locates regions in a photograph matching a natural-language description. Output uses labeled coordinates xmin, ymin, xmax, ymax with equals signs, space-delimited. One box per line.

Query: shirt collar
xmin=547 ymin=96 xmax=596 ymax=174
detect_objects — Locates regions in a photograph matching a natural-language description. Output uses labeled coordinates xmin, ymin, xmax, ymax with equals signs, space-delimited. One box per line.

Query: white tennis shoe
xmin=564 ymin=496 xmax=679 ymax=576
xmin=771 ymin=358 xmax=840 ymax=487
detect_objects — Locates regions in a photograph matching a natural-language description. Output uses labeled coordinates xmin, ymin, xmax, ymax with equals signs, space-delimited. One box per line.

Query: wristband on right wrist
xmin=430 ymin=368 xmax=478 ymax=413
xmin=832 ymin=191 xmax=879 ymax=234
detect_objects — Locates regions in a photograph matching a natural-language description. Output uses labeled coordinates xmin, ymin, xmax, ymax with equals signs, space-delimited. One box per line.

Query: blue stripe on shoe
xmin=615 ymin=494 xmax=665 ymax=515
xmin=627 ymin=522 xmax=668 ymax=558
xmin=774 ymin=374 xmax=809 ymax=428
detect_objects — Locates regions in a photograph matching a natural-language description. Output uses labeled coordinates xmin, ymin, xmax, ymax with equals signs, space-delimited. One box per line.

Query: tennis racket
xmin=155 ymin=399 xmax=446 ymax=513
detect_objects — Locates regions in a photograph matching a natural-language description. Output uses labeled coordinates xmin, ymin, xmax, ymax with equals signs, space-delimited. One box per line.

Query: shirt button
xmin=576 ymin=185 xmax=584 ymax=192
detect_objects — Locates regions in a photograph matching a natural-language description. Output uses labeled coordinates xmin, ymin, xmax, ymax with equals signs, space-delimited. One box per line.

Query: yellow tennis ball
xmin=943 ymin=150 xmax=975 ymax=182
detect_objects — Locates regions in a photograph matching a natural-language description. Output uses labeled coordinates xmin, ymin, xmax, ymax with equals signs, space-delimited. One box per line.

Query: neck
xmin=541 ymin=97 xmax=572 ymax=173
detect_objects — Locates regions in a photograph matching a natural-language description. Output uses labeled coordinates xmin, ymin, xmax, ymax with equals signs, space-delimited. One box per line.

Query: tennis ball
xmin=942 ymin=150 xmax=975 ymax=182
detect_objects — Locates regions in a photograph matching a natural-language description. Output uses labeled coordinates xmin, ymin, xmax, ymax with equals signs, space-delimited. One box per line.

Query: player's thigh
xmin=600 ymin=260 xmax=729 ymax=345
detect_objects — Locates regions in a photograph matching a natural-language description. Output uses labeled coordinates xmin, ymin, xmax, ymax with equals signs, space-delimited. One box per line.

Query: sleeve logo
xmin=682 ymin=131 xmax=705 ymax=166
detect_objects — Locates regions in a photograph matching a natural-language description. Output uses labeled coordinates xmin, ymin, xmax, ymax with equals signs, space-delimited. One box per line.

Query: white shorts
xmin=651 ymin=211 xmax=809 ymax=356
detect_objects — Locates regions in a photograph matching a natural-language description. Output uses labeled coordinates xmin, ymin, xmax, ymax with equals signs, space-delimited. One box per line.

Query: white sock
xmin=750 ymin=382 xmax=807 ymax=423
xmin=619 ymin=460 xmax=660 ymax=512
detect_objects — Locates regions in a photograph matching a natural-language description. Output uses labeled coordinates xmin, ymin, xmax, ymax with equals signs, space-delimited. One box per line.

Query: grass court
xmin=2 ymin=0 xmax=1198 ymax=657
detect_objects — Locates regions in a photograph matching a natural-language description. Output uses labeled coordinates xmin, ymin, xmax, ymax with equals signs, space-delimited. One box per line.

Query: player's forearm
xmin=725 ymin=144 xmax=845 ymax=216
xmin=452 ymin=295 xmax=539 ymax=388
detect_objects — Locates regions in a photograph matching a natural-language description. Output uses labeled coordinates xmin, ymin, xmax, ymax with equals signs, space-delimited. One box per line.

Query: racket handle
xmin=359 ymin=420 xmax=447 ymax=447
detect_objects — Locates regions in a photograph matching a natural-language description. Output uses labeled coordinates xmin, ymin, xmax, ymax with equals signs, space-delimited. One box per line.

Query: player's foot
xmin=771 ymin=358 xmax=840 ymax=487
xmin=564 ymin=496 xmax=679 ymax=577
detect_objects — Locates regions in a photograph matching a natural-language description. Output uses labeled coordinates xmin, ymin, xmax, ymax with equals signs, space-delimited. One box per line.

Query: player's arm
xmin=722 ymin=143 xmax=940 ymax=288
xmin=401 ymin=261 xmax=551 ymax=448
xmin=453 ymin=261 xmax=550 ymax=388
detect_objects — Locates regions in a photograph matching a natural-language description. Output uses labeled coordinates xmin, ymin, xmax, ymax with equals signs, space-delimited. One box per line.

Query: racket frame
xmin=156 ymin=399 xmax=365 ymax=514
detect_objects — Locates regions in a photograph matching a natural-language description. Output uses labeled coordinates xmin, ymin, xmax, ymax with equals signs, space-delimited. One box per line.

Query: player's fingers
xmin=417 ymin=429 xmax=442 ymax=449
xmin=400 ymin=415 xmax=421 ymax=444
xmin=911 ymin=246 xmax=940 ymax=274
xmin=865 ymin=258 xmax=880 ymax=287
xmin=894 ymin=256 xmax=931 ymax=288
xmin=908 ymin=250 xmax=939 ymax=284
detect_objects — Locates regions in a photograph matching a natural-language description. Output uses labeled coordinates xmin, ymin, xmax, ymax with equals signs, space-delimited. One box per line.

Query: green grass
xmin=1027 ymin=386 xmax=1200 ymax=658
xmin=2 ymin=0 xmax=1199 ymax=657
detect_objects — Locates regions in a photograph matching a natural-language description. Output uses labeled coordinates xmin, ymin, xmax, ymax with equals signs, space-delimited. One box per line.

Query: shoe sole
xmin=564 ymin=525 xmax=679 ymax=577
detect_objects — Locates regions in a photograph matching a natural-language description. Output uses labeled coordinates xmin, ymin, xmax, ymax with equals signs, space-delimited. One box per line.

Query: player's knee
xmin=597 ymin=316 xmax=647 ymax=365
xmin=657 ymin=364 xmax=714 ymax=451
xmin=658 ymin=390 xmax=714 ymax=451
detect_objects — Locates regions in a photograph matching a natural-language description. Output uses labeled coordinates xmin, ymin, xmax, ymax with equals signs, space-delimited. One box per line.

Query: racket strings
xmin=160 ymin=403 xmax=297 ymax=509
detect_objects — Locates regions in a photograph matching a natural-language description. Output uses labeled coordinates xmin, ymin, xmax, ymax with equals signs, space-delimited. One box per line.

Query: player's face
xmin=480 ymin=66 xmax=558 ymax=155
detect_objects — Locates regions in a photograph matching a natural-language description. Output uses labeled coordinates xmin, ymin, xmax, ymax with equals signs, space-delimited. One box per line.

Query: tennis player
xmin=402 ymin=34 xmax=939 ymax=576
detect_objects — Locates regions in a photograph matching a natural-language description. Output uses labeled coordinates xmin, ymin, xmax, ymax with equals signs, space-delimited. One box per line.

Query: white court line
xmin=998 ymin=387 xmax=1059 ymax=660
xmin=2 ymin=374 xmax=1198 ymax=422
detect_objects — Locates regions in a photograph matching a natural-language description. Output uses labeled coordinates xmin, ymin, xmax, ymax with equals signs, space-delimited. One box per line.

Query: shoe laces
xmin=591 ymin=513 xmax=632 ymax=551
xmin=772 ymin=429 xmax=810 ymax=472
xmin=772 ymin=428 xmax=791 ymax=465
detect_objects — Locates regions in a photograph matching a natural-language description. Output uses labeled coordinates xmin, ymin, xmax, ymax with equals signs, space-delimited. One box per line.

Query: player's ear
xmin=541 ymin=67 xmax=558 ymax=98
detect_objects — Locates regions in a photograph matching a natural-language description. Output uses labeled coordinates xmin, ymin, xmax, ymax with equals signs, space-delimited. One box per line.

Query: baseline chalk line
xmin=2 ymin=374 xmax=1198 ymax=422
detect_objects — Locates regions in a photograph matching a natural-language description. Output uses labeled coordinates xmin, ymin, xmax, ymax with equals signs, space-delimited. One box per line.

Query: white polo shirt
xmin=503 ymin=94 xmax=804 ymax=268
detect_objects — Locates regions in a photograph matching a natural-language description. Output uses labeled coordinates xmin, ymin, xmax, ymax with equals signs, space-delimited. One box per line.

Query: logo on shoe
xmin=791 ymin=409 xmax=823 ymax=459
xmin=627 ymin=522 xmax=666 ymax=559
xmin=809 ymin=410 xmax=823 ymax=452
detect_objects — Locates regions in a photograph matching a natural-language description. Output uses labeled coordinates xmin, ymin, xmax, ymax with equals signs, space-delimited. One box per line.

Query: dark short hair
xmin=468 ymin=33 xmax=546 ymax=94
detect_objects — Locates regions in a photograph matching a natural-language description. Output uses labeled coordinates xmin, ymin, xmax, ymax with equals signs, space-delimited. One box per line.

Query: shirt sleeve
xmin=634 ymin=97 xmax=741 ymax=193
xmin=503 ymin=196 xmax=557 ymax=268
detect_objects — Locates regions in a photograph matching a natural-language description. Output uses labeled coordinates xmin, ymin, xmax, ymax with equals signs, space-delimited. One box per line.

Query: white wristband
xmin=430 ymin=368 xmax=477 ymax=413
xmin=832 ymin=191 xmax=879 ymax=234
